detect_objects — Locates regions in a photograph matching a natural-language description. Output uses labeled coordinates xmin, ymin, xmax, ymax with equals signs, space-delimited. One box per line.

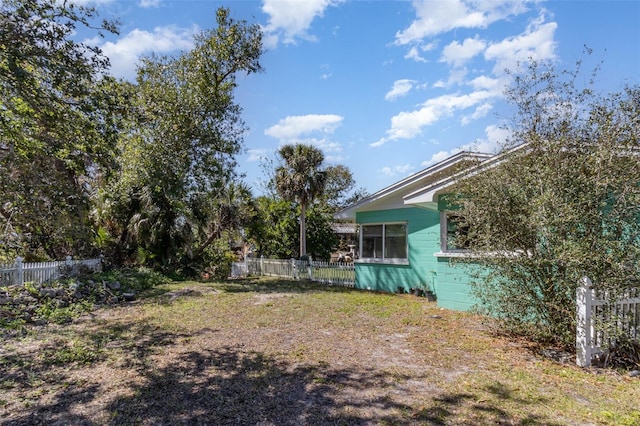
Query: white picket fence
xmin=576 ymin=277 xmax=640 ymax=367
xmin=232 ymin=256 xmax=355 ymax=287
xmin=0 ymin=256 xmax=103 ymax=286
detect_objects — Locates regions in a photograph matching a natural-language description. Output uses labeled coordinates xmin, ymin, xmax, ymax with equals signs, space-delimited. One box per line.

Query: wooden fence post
xmin=15 ymin=256 xmax=23 ymax=286
xmin=291 ymin=258 xmax=297 ymax=280
xmin=576 ymin=276 xmax=593 ymax=367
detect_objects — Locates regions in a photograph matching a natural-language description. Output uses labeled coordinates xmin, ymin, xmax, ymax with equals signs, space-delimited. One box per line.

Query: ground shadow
xmin=0 ymin=318 xmax=187 ymax=426
xmin=414 ymin=383 xmax=565 ymax=425
xmin=1 ymin=280 xmax=580 ymax=425
xmin=105 ymin=345 xmax=415 ymax=425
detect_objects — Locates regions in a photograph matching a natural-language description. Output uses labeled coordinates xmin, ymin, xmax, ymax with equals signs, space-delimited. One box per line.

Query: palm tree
xmin=191 ymin=180 xmax=256 ymax=258
xmin=275 ymin=144 xmax=327 ymax=257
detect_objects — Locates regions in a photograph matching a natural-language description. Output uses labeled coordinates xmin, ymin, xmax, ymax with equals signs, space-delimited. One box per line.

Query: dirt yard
xmin=1 ymin=278 xmax=638 ymax=425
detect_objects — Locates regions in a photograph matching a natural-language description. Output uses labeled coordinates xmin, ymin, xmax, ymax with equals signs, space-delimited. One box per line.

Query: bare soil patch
xmin=0 ymin=278 xmax=637 ymax=425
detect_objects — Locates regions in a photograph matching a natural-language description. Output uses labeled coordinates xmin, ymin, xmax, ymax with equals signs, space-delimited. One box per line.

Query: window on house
xmin=441 ymin=212 xmax=471 ymax=252
xmin=360 ymin=223 xmax=407 ymax=262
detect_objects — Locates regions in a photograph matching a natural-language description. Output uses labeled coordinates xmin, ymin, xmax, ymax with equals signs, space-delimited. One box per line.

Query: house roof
xmin=335 ymin=150 xmax=493 ymax=219
xmin=337 ymin=140 xmax=637 ymax=219
xmin=403 ymin=143 xmax=530 ymax=209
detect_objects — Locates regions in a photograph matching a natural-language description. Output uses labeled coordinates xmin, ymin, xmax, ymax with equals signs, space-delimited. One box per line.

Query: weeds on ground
xmin=92 ymin=267 xmax=169 ymax=293
xmin=1 ymin=277 xmax=638 ymax=425
xmin=0 ymin=267 xmax=170 ymax=332
xmin=41 ymin=339 xmax=103 ymax=365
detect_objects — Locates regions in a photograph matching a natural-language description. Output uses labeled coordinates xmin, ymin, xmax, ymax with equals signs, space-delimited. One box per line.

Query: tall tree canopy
xmin=323 ymin=164 xmax=368 ymax=210
xmin=0 ymin=0 xmax=121 ymax=260
xmin=99 ymin=7 xmax=263 ymax=272
xmin=275 ymin=144 xmax=328 ymax=257
xmin=454 ymin=59 xmax=640 ymax=347
xmin=247 ymin=196 xmax=299 ymax=260
xmin=251 ymin=157 xmax=363 ymax=261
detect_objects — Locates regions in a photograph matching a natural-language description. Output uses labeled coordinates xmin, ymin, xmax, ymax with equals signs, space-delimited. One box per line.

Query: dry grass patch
xmin=0 ymin=277 xmax=638 ymax=425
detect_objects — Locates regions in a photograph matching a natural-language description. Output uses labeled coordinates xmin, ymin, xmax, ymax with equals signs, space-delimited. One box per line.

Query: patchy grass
xmin=0 ymin=277 xmax=638 ymax=425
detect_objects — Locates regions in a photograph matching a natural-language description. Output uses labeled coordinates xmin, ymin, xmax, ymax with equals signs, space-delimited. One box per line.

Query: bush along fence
xmin=576 ymin=276 xmax=640 ymax=367
xmin=232 ymin=256 xmax=355 ymax=288
xmin=0 ymin=256 xmax=103 ymax=286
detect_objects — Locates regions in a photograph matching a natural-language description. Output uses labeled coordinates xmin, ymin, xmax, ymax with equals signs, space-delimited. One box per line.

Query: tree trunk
xmin=300 ymin=202 xmax=307 ymax=257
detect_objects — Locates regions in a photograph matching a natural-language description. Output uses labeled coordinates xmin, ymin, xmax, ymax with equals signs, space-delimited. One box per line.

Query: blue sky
xmin=80 ymin=0 xmax=639 ymax=196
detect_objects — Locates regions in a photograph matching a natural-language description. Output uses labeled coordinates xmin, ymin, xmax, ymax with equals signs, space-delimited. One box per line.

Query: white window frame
xmin=358 ymin=222 xmax=409 ymax=264
xmin=436 ymin=211 xmax=529 ymax=259
xmin=435 ymin=211 xmax=473 ymax=258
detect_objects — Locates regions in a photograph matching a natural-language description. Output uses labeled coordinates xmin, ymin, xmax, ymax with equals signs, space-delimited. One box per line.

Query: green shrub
xmin=92 ymin=267 xmax=170 ymax=292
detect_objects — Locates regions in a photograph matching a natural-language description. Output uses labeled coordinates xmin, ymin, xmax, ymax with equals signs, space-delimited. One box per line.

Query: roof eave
xmin=403 ymin=143 xmax=530 ymax=207
xmin=335 ymin=150 xmax=493 ymax=219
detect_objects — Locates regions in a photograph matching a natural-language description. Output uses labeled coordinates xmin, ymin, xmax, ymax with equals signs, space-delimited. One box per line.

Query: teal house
xmin=336 ymin=150 xmax=504 ymax=311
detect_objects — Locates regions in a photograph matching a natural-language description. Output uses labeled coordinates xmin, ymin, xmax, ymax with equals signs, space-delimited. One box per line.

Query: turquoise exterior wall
xmin=356 ymin=208 xmax=440 ymax=294
xmin=433 ymin=257 xmax=480 ymax=311
xmin=355 ymin=203 xmax=481 ymax=311
xmin=433 ymin=194 xmax=479 ymax=311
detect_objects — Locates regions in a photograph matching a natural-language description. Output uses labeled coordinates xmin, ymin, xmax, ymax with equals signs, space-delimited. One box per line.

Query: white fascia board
xmin=335 ymin=151 xmax=493 ymax=219
xmin=403 ymin=143 xmax=530 ymax=206
xmin=403 ymin=141 xmax=637 ymax=207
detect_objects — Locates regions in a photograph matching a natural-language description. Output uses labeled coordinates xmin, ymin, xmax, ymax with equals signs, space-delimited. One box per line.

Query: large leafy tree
xmin=101 ymin=7 xmax=263 ymax=272
xmin=275 ymin=144 xmax=328 ymax=257
xmin=454 ymin=59 xmax=640 ymax=347
xmin=323 ymin=164 xmax=368 ymax=210
xmin=0 ymin=0 xmax=121 ymax=260
xmin=247 ymin=196 xmax=299 ymax=259
xmin=247 ymin=197 xmax=339 ymax=261
xmin=305 ymin=203 xmax=340 ymax=261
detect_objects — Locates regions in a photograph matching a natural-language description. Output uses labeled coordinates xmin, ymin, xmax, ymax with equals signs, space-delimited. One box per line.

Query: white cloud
xmin=432 ymin=79 xmax=446 ymax=89
xmin=434 ymin=67 xmax=469 ymax=89
xmin=372 ymin=89 xmax=499 ymax=147
xmin=261 ymin=0 xmax=343 ymax=47
xmin=403 ymin=42 xmax=437 ymax=63
xmin=421 ymin=150 xmax=456 ymax=167
xmin=420 ymin=126 xmax=506 ymax=167
xmin=293 ymin=137 xmax=342 ymax=153
xmin=461 ymin=102 xmax=492 ymax=125
xmin=265 ymin=114 xmax=343 ymax=140
xmin=379 ymin=164 xmax=414 ymax=177
xmin=404 ymin=46 xmax=428 ymax=63
xmin=379 ymin=167 xmax=393 ymax=176
xmin=404 ymin=42 xmax=436 ymax=63
xmin=385 ymin=79 xmax=416 ymax=101
xmin=320 ymin=64 xmax=332 ymax=80
xmin=396 ymin=0 xmax=530 ymax=45
xmin=247 ymin=148 xmax=271 ymax=162
xmin=265 ymin=115 xmax=346 ymax=158
xmin=139 ymin=0 xmax=160 ymax=8
xmin=440 ymin=36 xmax=486 ymax=67
xmin=468 ymin=75 xmax=503 ymax=91
xmin=94 ymin=25 xmax=197 ymax=80
xmin=483 ymin=124 xmax=512 ymax=148
xmin=484 ymin=16 xmax=558 ymax=74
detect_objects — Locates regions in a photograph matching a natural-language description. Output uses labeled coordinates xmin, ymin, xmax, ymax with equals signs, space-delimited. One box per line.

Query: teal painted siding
xmin=355 ymin=208 xmax=440 ymax=294
xmin=354 ymin=203 xmax=484 ymax=311
xmin=434 ymin=257 xmax=480 ymax=311
xmin=434 ymin=193 xmax=479 ymax=311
